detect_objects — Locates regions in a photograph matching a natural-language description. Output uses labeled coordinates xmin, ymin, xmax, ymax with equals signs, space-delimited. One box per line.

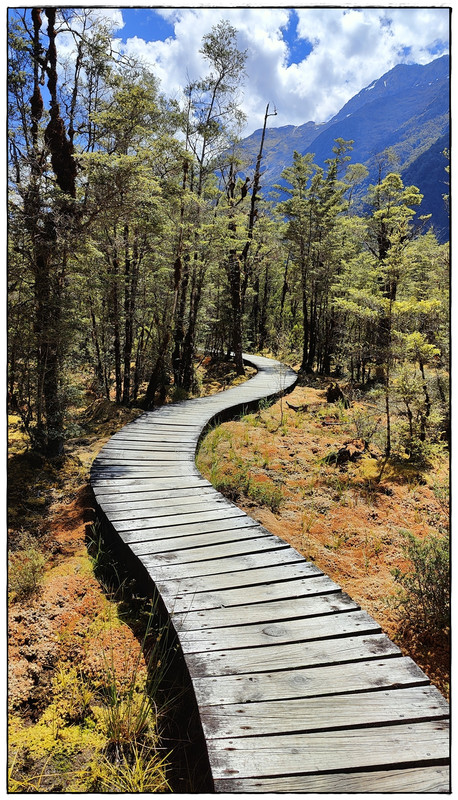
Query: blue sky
xmin=117 ymin=8 xmax=175 ymax=41
xmin=65 ymin=7 xmax=450 ymax=135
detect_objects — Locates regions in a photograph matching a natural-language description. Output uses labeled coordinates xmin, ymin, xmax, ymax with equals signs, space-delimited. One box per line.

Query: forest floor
xmin=7 ymin=358 xmax=252 ymax=793
xmin=197 ymin=375 xmax=450 ymax=699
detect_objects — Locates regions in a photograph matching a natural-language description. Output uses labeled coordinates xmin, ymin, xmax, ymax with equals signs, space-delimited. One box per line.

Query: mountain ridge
xmin=238 ymin=55 xmax=449 ymax=241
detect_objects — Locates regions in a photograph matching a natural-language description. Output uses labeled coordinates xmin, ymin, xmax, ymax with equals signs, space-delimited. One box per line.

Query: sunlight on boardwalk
xmin=91 ymin=354 xmax=449 ymax=793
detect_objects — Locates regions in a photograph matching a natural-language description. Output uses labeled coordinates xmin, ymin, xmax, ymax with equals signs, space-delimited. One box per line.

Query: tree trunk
xmin=300 ymin=256 xmax=310 ymax=373
xmin=228 ymin=248 xmax=244 ymax=374
xmin=258 ymin=263 xmax=269 ymax=351
xmin=122 ymin=225 xmax=140 ymax=405
xmin=181 ymin=279 xmax=199 ymax=392
xmin=279 ymin=253 xmax=290 ymax=330
xmin=89 ymin=297 xmax=107 ymax=397
xmin=172 ymin=255 xmax=190 ymax=387
xmin=418 ymin=358 xmax=431 ymax=442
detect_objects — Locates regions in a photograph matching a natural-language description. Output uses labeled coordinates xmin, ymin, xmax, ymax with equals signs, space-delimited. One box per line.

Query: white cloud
xmin=114 ymin=7 xmax=448 ymax=135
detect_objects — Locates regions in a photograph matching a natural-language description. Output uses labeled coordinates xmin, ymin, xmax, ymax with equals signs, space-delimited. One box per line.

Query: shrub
xmin=8 ymin=533 xmax=46 ymax=599
xmin=391 ymin=530 xmax=450 ymax=633
xmin=352 ymin=408 xmax=381 ymax=446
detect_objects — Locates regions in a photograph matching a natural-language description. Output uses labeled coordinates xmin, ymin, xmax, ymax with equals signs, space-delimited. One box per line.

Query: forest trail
xmin=90 ymin=354 xmax=449 ymax=793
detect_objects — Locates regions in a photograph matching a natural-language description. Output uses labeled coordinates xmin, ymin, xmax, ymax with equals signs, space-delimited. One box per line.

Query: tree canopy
xmin=8 ymin=9 xmax=449 ymax=461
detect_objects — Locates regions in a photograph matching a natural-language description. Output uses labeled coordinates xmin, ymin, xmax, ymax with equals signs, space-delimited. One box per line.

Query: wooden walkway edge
xmin=90 ymin=354 xmax=450 ymax=793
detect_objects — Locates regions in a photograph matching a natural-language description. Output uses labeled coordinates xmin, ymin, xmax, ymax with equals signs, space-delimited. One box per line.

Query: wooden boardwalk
xmin=91 ymin=354 xmax=450 ymax=792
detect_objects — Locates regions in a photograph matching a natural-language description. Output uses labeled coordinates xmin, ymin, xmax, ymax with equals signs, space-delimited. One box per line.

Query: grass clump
xmin=247 ymin=477 xmax=283 ymax=513
xmin=95 ymin=744 xmax=169 ymax=792
xmin=8 ymin=531 xmax=46 ymax=600
xmin=211 ymin=465 xmax=250 ymax=501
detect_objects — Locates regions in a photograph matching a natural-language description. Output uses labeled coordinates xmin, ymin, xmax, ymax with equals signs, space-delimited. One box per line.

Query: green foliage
xmin=391 ymin=530 xmax=450 ymax=632
xmin=352 ymin=408 xmax=381 ymax=445
xmin=211 ymin=465 xmax=250 ymax=501
xmin=248 ymin=478 xmax=283 ymax=512
xmin=8 ymin=5 xmax=449 ymax=452
xmin=8 ymin=532 xmax=46 ymax=599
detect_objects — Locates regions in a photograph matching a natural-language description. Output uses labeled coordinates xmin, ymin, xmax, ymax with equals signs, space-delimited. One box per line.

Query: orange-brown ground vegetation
xmin=8 ymin=402 xmax=169 ymax=791
xmin=7 ymin=358 xmax=250 ymax=792
xmin=197 ymin=378 xmax=450 ymax=699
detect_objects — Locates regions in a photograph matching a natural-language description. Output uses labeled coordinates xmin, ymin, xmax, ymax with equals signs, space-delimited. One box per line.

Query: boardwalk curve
xmin=91 ymin=354 xmax=449 ymax=792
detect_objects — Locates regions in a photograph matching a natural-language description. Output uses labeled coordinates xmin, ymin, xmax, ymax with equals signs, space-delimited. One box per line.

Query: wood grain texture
xmin=90 ymin=352 xmax=449 ymax=792
xmin=166 ymin=573 xmax=340 ymax=614
xmin=214 ymin=766 xmax=450 ymax=793
xmin=206 ymin=720 xmax=449 ymax=780
xmin=192 ymin=656 xmax=428 ymax=706
xmin=173 ymin=590 xmax=359 ymax=630
xmin=183 ymin=633 xmax=402 ymax=677
xmin=200 ymin=685 xmax=449 ymax=738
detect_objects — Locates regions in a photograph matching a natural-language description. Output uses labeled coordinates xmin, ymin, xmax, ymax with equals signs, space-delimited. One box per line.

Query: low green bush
xmin=391 ymin=530 xmax=449 ymax=633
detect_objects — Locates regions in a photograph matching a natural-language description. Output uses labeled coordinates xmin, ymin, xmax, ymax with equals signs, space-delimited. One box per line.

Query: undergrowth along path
xmin=90 ymin=354 xmax=449 ymax=793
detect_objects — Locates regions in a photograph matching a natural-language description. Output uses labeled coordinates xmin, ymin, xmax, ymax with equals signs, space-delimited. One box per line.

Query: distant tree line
xmin=8 ymin=9 xmax=449 ymax=458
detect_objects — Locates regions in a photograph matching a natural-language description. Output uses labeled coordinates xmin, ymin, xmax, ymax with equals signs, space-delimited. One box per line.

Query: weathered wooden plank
xmin=179 ymin=609 xmax=380 ymax=654
xmin=184 ymin=633 xmax=401 ymax=677
xmin=91 ymin=475 xmax=208 ymax=491
xmin=140 ymin=544 xmax=294 ymax=581
xmin=167 ymin=574 xmax=340 ymax=614
xmin=104 ymin=493 xmax=225 ymax=518
xmin=104 ymin=429 xmax=197 ymax=439
xmin=91 ymin=465 xmax=193 ymax=478
xmin=103 ymin=439 xmax=196 ymax=450
xmin=112 ymin=417 xmax=195 ymax=424
xmin=112 ymin=420 xmax=201 ymax=429
xmin=139 ymin=543 xmax=294 ymax=586
xmin=173 ymin=591 xmax=358 ymax=631
xmin=119 ymin=516 xmax=260 ymax=544
xmin=99 ymin=486 xmax=219 ymax=511
xmin=112 ymin=505 xmax=247 ymax=532
xmin=93 ymin=462 xmax=193 ymax=473
xmin=93 ymin=481 xmax=213 ymax=503
xmin=95 ymin=450 xmax=191 ymax=461
xmin=125 ymin=527 xmax=275 ymax=556
xmin=214 ymin=765 xmax=450 ymax=793
xmin=206 ymin=720 xmax=449 ymax=780
xmin=199 ymin=685 xmax=449 ymax=739
xmin=100 ymin=437 xmax=198 ymax=448
xmin=107 ymin=496 xmax=238 ymax=521
xmin=154 ymin=558 xmax=322 ymax=595
xmin=130 ymin=533 xmax=285 ymax=561
xmin=191 ymin=656 xmax=426 ymax=705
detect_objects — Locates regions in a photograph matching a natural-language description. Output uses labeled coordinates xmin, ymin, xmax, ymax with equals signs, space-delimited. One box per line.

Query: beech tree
xmin=278 ymin=140 xmax=353 ymax=374
xmin=82 ymin=70 xmax=182 ymax=406
xmin=168 ymin=20 xmax=248 ymax=393
xmin=9 ymin=9 xmax=79 ymax=456
xmin=334 ymin=173 xmax=425 ymax=455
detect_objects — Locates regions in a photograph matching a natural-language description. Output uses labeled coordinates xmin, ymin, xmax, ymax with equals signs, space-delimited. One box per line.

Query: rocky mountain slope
xmin=239 ymin=55 xmax=449 ymax=240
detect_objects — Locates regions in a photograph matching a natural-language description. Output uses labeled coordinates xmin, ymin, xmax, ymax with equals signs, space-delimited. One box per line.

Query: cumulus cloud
xmin=113 ymin=6 xmax=449 ymax=135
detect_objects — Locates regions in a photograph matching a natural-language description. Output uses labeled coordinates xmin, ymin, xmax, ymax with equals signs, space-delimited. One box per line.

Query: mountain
xmin=239 ymin=55 xmax=449 ymax=241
